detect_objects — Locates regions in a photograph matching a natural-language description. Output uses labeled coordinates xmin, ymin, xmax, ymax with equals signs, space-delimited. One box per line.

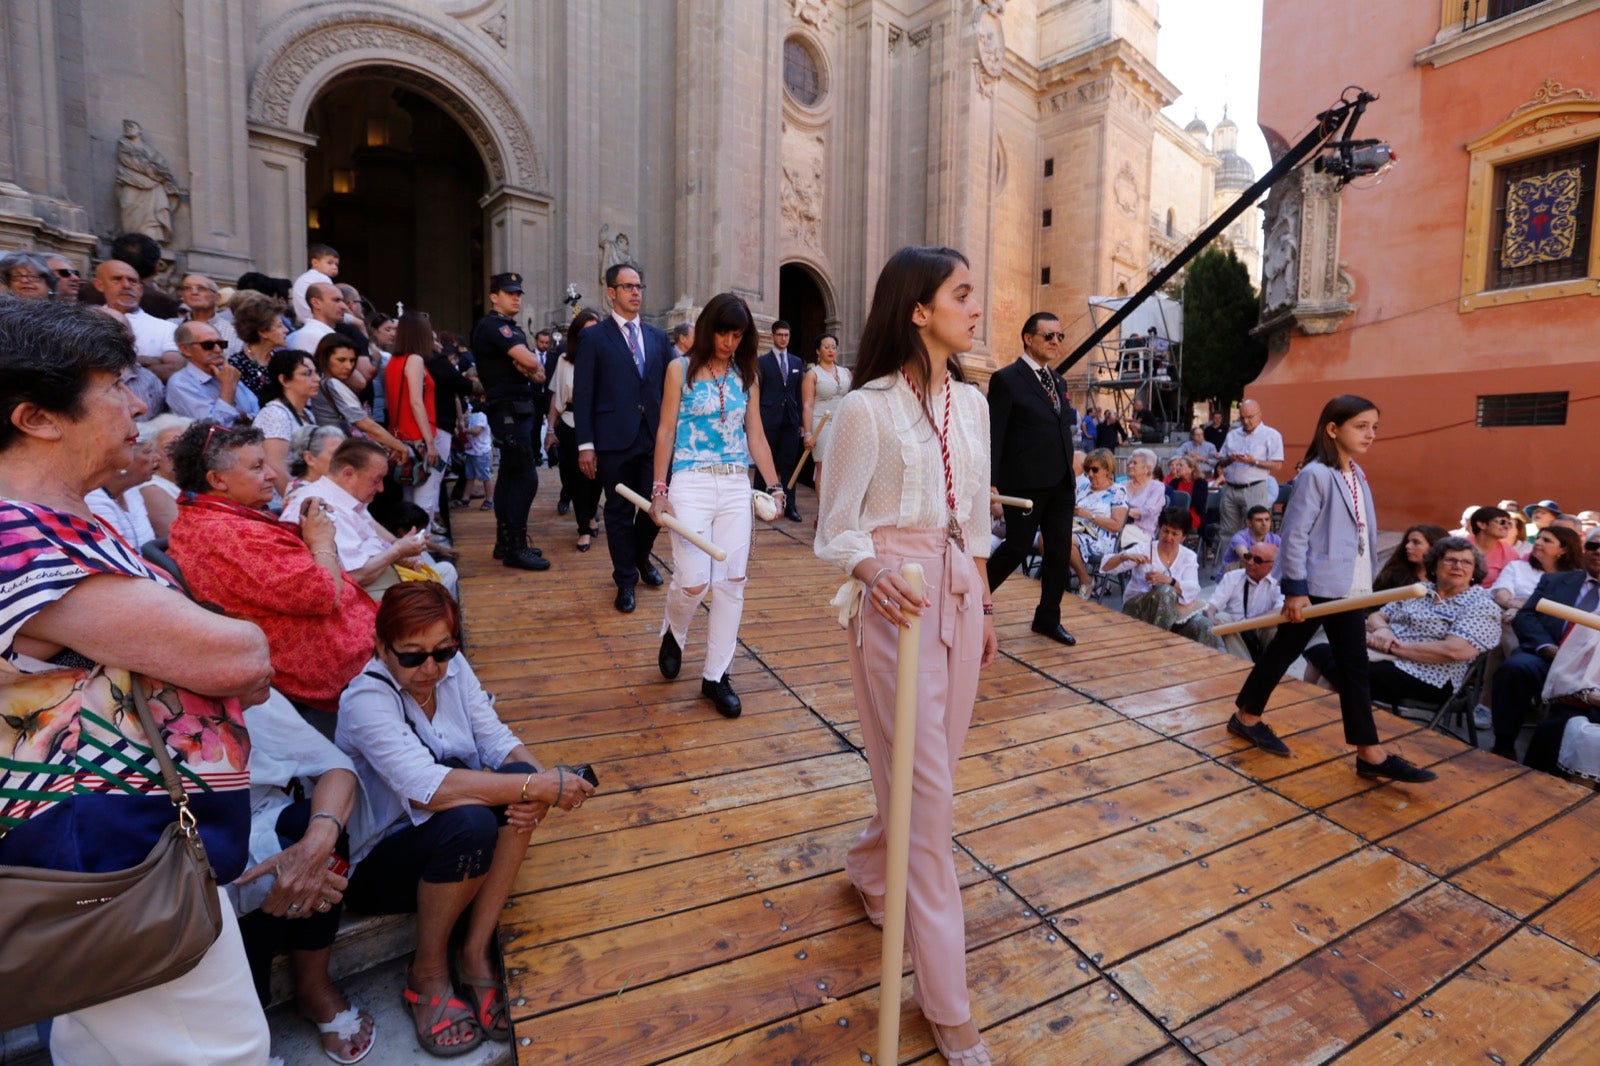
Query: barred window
xmin=1476 ymin=391 xmax=1568 ymax=427
xmin=783 ymin=38 xmax=823 ymax=107
xmin=1488 ymin=140 xmax=1596 ymax=291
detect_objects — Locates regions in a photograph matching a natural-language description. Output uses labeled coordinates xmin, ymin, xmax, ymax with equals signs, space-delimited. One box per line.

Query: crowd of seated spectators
xmin=0 ymin=244 xmax=587 ymax=1062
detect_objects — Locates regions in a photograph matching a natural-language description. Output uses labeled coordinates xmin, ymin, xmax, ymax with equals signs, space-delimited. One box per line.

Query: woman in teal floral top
xmin=648 ymin=294 xmax=785 ymax=718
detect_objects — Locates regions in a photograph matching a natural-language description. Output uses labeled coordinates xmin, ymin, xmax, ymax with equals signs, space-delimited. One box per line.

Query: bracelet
xmin=555 ymin=766 xmax=566 ymax=808
xmin=313 ymin=549 xmax=338 ymax=561
xmin=865 ymin=566 xmax=894 ymax=590
xmin=651 ymin=485 xmax=670 ymax=499
xmin=767 ymin=485 xmax=786 ymax=496
xmin=982 ymin=604 xmax=995 ymax=616
xmin=309 ymin=811 xmax=344 ymax=837
xmin=652 ymin=480 xmax=668 ymax=492
xmin=520 ymin=773 xmax=533 ymax=804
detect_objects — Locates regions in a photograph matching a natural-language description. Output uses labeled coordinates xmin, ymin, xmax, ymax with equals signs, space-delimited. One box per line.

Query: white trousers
xmin=50 ymin=887 xmax=270 ymax=1065
xmin=661 ymin=469 xmax=752 ymax=681
xmin=403 ymin=428 xmax=452 ymax=529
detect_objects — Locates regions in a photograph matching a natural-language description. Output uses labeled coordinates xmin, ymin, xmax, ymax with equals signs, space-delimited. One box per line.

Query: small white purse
xmin=752 ymin=491 xmax=779 ymax=521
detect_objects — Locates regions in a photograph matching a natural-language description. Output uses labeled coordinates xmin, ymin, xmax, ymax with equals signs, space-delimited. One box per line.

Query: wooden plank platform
xmin=444 ymin=492 xmax=1600 ymax=1064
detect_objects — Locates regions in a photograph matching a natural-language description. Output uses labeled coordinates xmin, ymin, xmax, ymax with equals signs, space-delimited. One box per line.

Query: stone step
xmin=266 ymin=953 xmax=512 ymax=1066
xmin=267 ymin=912 xmax=416 ymax=1008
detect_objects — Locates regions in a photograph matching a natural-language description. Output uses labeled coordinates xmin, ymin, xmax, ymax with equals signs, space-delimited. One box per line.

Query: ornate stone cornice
xmin=249 ymin=7 xmax=543 ymax=188
xmin=1506 ymin=77 xmax=1594 ymax=120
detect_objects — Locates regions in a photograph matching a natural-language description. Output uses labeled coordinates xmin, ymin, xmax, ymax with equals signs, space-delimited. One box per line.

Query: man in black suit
xmin=986 ymin=312 xmax=1078 ymax=646
xmin=1491 ymin=531 xmax=1600 ymax=757
xmin=757 ymin=319 xmax=804 ymax=521
xmin=572 ymin=263 xmax=670 ymax=612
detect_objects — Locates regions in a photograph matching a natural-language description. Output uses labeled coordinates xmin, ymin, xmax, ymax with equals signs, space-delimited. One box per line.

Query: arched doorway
xmin=778 ymin=262 xmax=831 ymax=359
xmin=304 ymin=77 xmax=487 ymax=330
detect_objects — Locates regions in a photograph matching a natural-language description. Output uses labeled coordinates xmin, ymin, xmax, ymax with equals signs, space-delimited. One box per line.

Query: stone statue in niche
xmin=1261 ymin=190 xmax=1301 ymax=315
xmin=115 ymin=120 xmax=183 ymax=246
xmin=598 ymin=224 xmax=632 ymax=285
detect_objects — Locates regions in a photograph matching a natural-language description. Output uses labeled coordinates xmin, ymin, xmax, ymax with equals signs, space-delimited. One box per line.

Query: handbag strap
xmin=126 ymin=676 xmax=197 ymax=826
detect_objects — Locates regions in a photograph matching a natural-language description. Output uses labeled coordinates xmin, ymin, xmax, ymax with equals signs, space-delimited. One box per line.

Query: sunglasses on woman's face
xmin=391 ymin=645 xmax=458 ymax=668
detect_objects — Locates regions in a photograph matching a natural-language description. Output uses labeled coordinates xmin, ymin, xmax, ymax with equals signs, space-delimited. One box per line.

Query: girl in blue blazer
xmin=1227 ymin=394 xmax=1436 ymax=783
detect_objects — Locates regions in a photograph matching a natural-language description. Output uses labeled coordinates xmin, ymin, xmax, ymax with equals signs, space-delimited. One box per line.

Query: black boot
xmin=701 ymin=673 xmax=741 ymax=718
xmin=493 ymin=520 xmax=509 ymax=560
xmin=502 ymin=525 xmax=550 ymax=571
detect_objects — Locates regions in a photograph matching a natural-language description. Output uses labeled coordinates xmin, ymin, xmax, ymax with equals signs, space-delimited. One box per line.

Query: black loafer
xmin=659 ymin=632 xmax=682 ymax=680
xmin=785 ymin=505 xmax=802 ymax=523
xmin=1356 ymin=754 xmax=1437 ymax=783
xmin=1227 ymin=713 xmax=1291 ymax=757
xmin=701 ymin=673 xmax=742 ymax=718
xmin=1031 ymin=621 xmax=1077 ymax=646
xmin=639 ymin=564 xmax=664 ymax=587
xmin=503 ymin=548 xmax=550 ymax=571
xmin=557 ymin=500 xmax=571 ymax=515
xmin=614 ymin=587 xmax=636 ymax=613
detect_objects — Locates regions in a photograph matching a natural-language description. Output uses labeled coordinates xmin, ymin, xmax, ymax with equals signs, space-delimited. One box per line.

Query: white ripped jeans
xmin=660 ymin=468 xmax=752 ymax=681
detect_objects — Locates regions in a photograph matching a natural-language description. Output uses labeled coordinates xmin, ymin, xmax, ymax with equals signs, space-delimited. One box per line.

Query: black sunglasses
xmin=191 ymin=339 xmax=226 ymax=351
xmin=391 ymin=644 xmax=459 ymax=668
xmin=1036 ymin=331 xmax=1065 ymax=342
xmin=55 ymin=267 xmax=79 ymax=279
xmin=1585 ymin=543 xmax=1600 ymax=552
xmin=1243 ymin=553 xmax=1272 ymax=564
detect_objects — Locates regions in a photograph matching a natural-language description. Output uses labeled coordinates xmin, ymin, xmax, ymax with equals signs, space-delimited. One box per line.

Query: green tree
xmin=1178 ymin=246 xmax=1266 ymax=413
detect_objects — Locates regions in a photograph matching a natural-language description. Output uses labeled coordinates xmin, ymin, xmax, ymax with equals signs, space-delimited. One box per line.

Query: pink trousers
xmin=845 ymin=527 xmax=983 ymax=1026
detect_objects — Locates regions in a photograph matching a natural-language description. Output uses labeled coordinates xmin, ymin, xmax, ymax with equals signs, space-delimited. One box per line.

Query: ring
xmin=317 ymin=901 xmax=331 ymax=912
xmin=882 ymin=597 xmax=892 ymax=607
xmin=287 ymin=903 xmax=301 ymax=913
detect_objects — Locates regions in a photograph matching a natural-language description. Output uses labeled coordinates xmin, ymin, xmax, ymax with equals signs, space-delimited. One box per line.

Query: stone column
xmin=246 ymin=123 xmax=317 ymax=279
xmin=483 ymin=184 xmax=554 ymax=329
xmin=180 ymin=0 xmax=253 ymax=278
xmin=0 ymin=1 xmax=93 ymax=253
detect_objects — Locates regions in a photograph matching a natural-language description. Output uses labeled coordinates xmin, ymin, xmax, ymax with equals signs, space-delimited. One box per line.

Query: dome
xmin=1184 ymin=114 xmax=1209 ymax=139
xmin=1216 ymin=149 xmax=1255 ymax=190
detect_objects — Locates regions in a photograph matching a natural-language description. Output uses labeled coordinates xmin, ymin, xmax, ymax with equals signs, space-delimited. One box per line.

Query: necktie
xmin=780 ymin=352 xmax=789 ymax=378
xmin=1578 ymin=579 xmax=1600 ymax=616
xmin=626 ymin=321 xmax=644 ymax=377
xmin=1242 ymin=581 xmax=1251 ymax=616
xmin=1037 ymin=366 xmax=1060 ymax=413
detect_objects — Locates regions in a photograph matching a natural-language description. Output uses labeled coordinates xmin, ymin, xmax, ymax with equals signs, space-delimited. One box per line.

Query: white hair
xmin=1129 ymin=447 xmax=1158 ymax=469
xmin=137 ymin=413 xmax=193 ymax=445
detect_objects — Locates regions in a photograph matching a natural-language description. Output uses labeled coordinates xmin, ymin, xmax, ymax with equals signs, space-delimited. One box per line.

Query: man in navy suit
xmin=757 ymin=320 xmax=804 ymax=521
xmin=573 ymin=263 xmax=670 ymax=612
xmin=986 ymin=312 xmax=1078 ymax=646
xmin=1491 ymin=530 xmax=1600 ymax=757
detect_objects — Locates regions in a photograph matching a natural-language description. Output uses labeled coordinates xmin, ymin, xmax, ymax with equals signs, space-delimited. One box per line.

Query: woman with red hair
xmin=337 ymin=583 xmax=594 ymax=1056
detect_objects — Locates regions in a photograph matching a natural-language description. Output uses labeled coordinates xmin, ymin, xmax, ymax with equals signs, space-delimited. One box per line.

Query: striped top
xmin=0 ymin=499 xmax=251 ymax=878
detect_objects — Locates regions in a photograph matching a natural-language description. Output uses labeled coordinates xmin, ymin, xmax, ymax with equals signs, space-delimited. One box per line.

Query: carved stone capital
xmin=1257 ymin=169 xmax=1355 ymax=336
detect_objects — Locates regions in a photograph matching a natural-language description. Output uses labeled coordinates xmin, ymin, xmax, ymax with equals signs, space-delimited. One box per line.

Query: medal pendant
xmin=948 ymin=515 xmax=966 ymax=552
xmin=1357 ymin=538 xmax=1365 ymax=556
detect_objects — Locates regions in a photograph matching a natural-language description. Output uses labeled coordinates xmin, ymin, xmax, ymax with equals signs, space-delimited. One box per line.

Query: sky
xmin=1156 ymin=0 xmax=1273 ymax=180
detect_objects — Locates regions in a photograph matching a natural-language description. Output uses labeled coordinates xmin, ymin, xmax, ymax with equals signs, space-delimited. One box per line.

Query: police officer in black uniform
xmin=469 ymin=272 xmax=550 ymax=571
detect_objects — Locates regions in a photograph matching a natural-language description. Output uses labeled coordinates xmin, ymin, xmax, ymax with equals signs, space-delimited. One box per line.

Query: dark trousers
xmin=556 ymin=419 xmax=601 ymax=537
xmin=988 ymin=476 xmax=1075 ymax=627
xmin=1525 ymin=702 xmax=1600 ymax=772
xmin=236 ymin=800 xmax=348 ymax=1005
xmin=1303 ymin=645 xmax=1452 ymax=709
xmin=490 ymin=406 xmax=539 ymax=529
xmin=765 ymin=420 xmax=801 ymax=507
xmin=1236 ymin=597 xmax=1380 ymax=747
xmin=1491 ymin=649 xmax=1552 ymax=749
xmin=598 ymin=443 xmax=660 ymax=589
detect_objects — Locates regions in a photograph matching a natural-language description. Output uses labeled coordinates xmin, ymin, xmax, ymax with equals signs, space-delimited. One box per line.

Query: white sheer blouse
xmin=815 ymin=373 xmax=991 ymax=579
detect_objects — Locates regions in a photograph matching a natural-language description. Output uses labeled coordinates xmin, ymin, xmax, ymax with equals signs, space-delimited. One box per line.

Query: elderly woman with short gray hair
xmin=1123 ymin=447 xmax=1167 ymax=539
xmin=1 ymin=251 xmax=57 ymax=300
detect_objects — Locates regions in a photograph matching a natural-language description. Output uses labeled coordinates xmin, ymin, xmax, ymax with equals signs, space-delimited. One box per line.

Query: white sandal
xmin=312 ymin=1003 xmax=376 ymax=1064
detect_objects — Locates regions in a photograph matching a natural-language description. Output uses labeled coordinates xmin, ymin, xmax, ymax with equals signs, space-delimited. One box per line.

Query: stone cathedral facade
xmin=1 ymin=0 xmax=1241 ymax=384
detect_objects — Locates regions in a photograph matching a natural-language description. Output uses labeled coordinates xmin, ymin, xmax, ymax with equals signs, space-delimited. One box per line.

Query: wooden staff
xmin=1537 ymin=598 xmax=1600 ymax=633
xmin=1211 ymin=583 xmax=1428 ymax=636
xmin=788 ymin=411 xmax=831 ymax=490
xmin=992 ymin=492 xmax=1035 ymax=511
xmin=878 ymin=562 xmax=925 ymax=1066
xmin=613 ymin=483 xmax=728 ymax=561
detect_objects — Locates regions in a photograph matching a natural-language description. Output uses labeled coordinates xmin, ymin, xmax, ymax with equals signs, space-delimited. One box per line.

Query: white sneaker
xmin=1473 ymin=704 xmax=1492 ymax=730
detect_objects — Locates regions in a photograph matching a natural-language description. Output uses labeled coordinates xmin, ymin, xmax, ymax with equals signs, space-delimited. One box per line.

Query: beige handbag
xmin=0 ymin=678 xmax=223 ymax=1029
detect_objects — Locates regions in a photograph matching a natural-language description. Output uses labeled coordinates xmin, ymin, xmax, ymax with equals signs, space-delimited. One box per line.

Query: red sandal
xmin=401 ymin=985 xmax=484 ymax=1058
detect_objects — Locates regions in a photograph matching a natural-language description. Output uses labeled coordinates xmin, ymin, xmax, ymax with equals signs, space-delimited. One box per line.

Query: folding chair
xmin=1380 ymin=652 xmax=1488 ymax=747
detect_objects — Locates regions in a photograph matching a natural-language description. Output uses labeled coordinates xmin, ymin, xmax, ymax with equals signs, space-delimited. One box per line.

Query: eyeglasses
xmin=1585 ymin=543 xmax=1600 ymax=552
xmin=54 ymin=267 xmax=79 ymax=279
xmin=391 ymin=645 xmax=459 ymax=668
xmin=1036 ymin=331 xmax=1065 ymax=342
xmin=8 ymin=272 xmax=46 ymax=284
xmin=1438 ymin=557 xmax=1476 ymax=568
xmin=1243 ymin=553 xmax=1272 ymax=565
xmin=611 ymin=283 xmax=645 ymax=293
xmin=190 ymin=339 xmax=226 ymax=351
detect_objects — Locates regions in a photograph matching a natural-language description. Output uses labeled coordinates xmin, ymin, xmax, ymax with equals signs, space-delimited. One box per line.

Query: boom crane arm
xmin=1055 ymin=88 xmax=1383 ymax=375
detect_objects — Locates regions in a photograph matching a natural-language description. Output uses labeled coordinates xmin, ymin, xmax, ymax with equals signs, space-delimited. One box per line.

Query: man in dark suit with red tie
xmin=573 ymin=263 xmax=671 ymax=613
xmin=986 ymin=312 xmax=1079 ymax=646
xmin=757 ymin=320 xmax=805 ymax=521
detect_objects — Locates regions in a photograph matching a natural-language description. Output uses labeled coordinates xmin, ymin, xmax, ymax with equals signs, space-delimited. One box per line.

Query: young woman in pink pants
xmin=814 ymin=246 xmax=998 ymax=1065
